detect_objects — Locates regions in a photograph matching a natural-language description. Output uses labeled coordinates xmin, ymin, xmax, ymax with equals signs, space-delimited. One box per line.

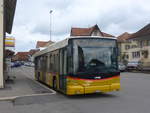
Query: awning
xmin=4 ymin=0 xmax=17 ymax=34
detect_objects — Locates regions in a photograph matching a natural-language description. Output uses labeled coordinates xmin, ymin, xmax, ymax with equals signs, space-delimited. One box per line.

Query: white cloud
xmin=10 ymin=0 xmax=150 ymax=51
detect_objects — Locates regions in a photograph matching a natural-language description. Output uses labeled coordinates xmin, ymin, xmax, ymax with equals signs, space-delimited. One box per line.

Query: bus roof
xmin=33 ymin=36 xmax=117 ymax=58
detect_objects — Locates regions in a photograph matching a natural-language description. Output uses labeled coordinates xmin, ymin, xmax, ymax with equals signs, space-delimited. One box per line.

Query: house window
xmin=126 ymin=55 xmax=129 ymax=59
xmin=92 ymin=30 xmax=99 ymax=36
xmin=142 ymin=50 xmax=149 ymax=58
xmin=132 ymin=51 xmax=140 ymax=58
xmin=145 ymin=40 xmax=149 ymax=46
xmin=132 ymin=52 xmax=134 ymax=58
xmin=139 ymin=41 xmax=145 ymax=48
xmin=131 ymin=45 xmax=137 ymax=48
xmin=125 ymin=45 xmax=130 ymax=50
xmin=139 ymin=41 xmax=142 ymax=48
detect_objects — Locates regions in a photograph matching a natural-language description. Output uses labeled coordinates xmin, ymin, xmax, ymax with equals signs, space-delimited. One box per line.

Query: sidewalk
xmin=0 ymin=66 xmax=55 ymax=100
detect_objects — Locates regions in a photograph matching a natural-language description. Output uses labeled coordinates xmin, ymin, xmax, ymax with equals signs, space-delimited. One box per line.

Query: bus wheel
xmin=53 ymin=78 xmax=57 ymax=90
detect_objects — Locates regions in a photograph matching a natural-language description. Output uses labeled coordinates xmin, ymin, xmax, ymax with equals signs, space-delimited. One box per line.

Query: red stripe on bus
xmin=67 ymin=75 xmax=120 ymax=81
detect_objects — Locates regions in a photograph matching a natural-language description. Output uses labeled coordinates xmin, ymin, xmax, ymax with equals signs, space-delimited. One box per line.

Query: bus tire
xmin=53 ymin=78 xmax=57 ymax=90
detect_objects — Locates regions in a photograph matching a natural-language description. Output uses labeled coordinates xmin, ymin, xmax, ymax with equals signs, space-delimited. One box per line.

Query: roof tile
xmin=117 ymin=32 xmax=132 ymax=42
xmin=36 ymin=41 xmax=54 ymax=48
xmin=71 ymin=24 xmax=114 ymax=37
xmin=129 ymin=24 xmax=150 ymax=39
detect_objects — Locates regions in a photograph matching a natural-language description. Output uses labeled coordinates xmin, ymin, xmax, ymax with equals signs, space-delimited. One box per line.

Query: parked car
xmin=24 ymin=62 xmax=30 ymax=66
xmin=24 ymin=62 xmax=35 ymax=67
xmin=30 ymin=63 xmax=35 ymax=67
xmin=118 ymin=62 xmax=126 ymax=72
xmin=127 ymin=61 xmax=143 ymax=71
xmin=11 ymin=61 xmax=22 ymax=68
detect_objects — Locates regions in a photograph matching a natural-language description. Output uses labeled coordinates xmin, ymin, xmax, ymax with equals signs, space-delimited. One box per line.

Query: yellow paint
xmin=35 ymin=70 xmax=120 ymax=95
xmin=5 ymin=37 xmax=15 ymax=47
xmin=45 ymin=73 xmax=49 ymax=85
xmin=66 ymin=76 xmax=120 ymax=95
xmin=5 ymin=37 xmax=15 ymax=40
xmin=56 ymin=73 xmax=59 ymax=90
xmin=49 ymin=73 xmax=53 ymax=87
xmin=67 ymin=85 xmax=84 ymax=95
xmin=34 ymin=72 xmax=38 ymax=81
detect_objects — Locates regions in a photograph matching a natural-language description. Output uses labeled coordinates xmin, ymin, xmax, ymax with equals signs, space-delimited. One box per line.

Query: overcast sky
xmin=9 ymin=0 xmax=150 ymax=52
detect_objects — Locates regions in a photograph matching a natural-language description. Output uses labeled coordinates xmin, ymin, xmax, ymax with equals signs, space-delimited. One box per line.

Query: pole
xmin=0 ymin=0 xmax=4 ymax=88
xmin=50 ymin=10 xmax=53 ymax=41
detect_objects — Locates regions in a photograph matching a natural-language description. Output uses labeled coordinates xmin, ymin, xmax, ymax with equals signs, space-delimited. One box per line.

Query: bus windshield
xmin=73 ymin=38 xmax=118 ymax=74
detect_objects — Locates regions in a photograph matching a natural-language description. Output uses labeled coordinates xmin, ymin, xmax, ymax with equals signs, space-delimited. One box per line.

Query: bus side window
xmin=53 ymin=54 xmax=56 ymax=72
xmin=45 ymin=55 xmax=49 ymax=72
xmin=37 ymin=57 xmax=39 ymax=70
xmin=63 ymin=50 xmax=67 ymax=75
xmin=55 ymin=54 xmax=59 ymax=72
xmin=67 ymin=46 xmax=73 ymax=74
xmin=41 ymin=56 xmax=44 ymax=71
xmin=51 ymin=53 xmax=54 ymax=72
xmin=47 ymin=53 xmax=50 ymax=72
xmin=43 ymin=56 xmax=46 ymax=71
xmin=40 ymin=57 xmax=42 ymax=70
xmin=50 ymin=54 xmax=53 ymax=72
xmin=60 ymin=50 xmax=63 ymax=75
xmin=60 ymin=49 xmax=67 ymax=75
xmin=39 ymin=57 xmax=42 ymax=70
xmin=35 ymin=57 xmax=38 ymax=70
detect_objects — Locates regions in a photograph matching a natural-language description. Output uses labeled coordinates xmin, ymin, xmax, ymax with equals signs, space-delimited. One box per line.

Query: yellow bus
xmin=34 ymin=36 xmax=120 ymax=95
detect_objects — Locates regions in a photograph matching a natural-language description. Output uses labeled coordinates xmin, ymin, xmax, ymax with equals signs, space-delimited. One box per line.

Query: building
xmin=36 ymin=40 xmax=54 ymax=50
xmin=70 ymin=24 xmax=115 ymax=37
xmin=118 ymin=23 xmax=150 ymax=69
xmin=0 ymin=0 xmax=17 ymax=88
xmin=117 ymin=32 xmax=133 ymax=64
xmin=28 ymin=49 xmax=40 ymax=62
xmin=128 ymin=24 xmax=150 ymax=68
xmin=12 ymin=52 xmax=29 ymax=62
xmin=28 ymin=49 xmax=40 ymax=56
xmin=12 ymin=49 xmax=39 ymax=62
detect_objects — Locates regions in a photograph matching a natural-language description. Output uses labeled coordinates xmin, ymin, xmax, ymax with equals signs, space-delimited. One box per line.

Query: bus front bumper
xmin=67 ymin=83 xmax=120 ymax=95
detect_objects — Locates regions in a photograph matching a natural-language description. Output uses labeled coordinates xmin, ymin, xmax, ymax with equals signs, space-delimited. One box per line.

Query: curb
xmin=0 ymin=92 xmax=56 ymax=102
xmin=0 ymin=96 xmax=16 ymax=101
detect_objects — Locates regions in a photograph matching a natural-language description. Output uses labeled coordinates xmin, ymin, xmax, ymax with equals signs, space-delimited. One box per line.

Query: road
xmin=0 ymin=67 xmax=150 ymax=113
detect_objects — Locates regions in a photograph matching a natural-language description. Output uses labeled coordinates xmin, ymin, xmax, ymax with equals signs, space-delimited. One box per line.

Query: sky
xmin=8 ymin=0 xmax=150 ymax=52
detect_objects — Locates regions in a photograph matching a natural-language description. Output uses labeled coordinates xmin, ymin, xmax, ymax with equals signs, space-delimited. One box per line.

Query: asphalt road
xmin=0 ymin=67 xmax=150 ymax=113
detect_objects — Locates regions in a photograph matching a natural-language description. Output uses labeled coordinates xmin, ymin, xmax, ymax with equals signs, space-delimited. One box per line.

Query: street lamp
xmin=50 ymin=10 xmax=53 ymax=41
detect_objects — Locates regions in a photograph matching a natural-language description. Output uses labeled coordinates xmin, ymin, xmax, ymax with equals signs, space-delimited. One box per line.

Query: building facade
xmin=0 ymin=0 xmax=17 ymax=88
xmin=118 ymin=24 xmax=150 ymax=68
